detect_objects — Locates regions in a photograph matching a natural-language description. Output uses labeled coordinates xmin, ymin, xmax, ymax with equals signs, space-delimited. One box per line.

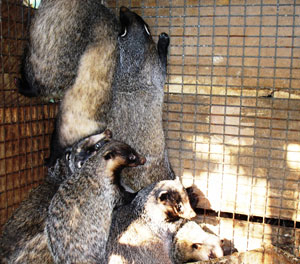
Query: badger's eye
xmin=77 ymin=161 xmax=83 ymax=168
xmin=94 ymin=142 xmax=102 ymax=150
xmin=144 ymin=24 xmax=150 ymax=35
xmin=120 ymin=27 xmax=127 ymax=37
xmin=177 ymin=203 xmax=182 ymax=212
xmin=128 ymin=153 xmax=136 ymax=162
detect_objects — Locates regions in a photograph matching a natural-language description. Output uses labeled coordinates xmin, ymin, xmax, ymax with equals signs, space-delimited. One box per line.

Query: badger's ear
xmin=103 ymin=150 xmax=115 ymax=160
xmin=192 ymin=243 xmax=202 ymax=250
xmin=80 ymin=129 xmax=112 ymax=149
xmin=86 ymin=133 xmax=108 ymax=147
xmin=64 ymin=148 xmax=72 ymax=163
xmin=104 ymin=129 xmax=112 ymax=139
xmin=65 ymin=147 xmax=76 ymax=173
xmin=158 ymin=190 xmax=170 ymax=202
xmin=174 ymin=176 xmax=181 ymax=183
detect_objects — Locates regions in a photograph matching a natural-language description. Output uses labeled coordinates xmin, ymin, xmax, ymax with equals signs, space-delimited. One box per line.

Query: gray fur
xmin=107 ymin=7 xmax=174 ymax=192
xmin=18 ymin=0 xmax=119 ymax=100
xmin=40 ymin=2 xmax=120 ymax=165
xmin=0 ymin=131 xmax=111 ymax=264
xmin=2 ymin=233 xmax=53 ymax=264
xmin=105 ymin=179 xmax=196 ymax=264
xmin=46 ymin=140 xmax=145 ymax=264
xmin=0 ymin=179 xmax=58 ymax=264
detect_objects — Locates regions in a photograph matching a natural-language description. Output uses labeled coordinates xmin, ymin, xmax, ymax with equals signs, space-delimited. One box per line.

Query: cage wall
xmin=0 ymin=0 xmax=58 ymax=229
xmin=1 ymin=0 xmax=300 ymax=259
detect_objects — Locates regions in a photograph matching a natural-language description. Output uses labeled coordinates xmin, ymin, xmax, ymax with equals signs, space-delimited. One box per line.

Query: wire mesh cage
xmin=1 ymin=0 xmax=300 ymax=261
xmin=0 ymin=0 xmax=58 ymax=229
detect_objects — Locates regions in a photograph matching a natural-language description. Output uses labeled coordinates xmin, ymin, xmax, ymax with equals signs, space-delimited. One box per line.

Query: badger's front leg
xmin=157 ymin=33 xmax=170 ymax=70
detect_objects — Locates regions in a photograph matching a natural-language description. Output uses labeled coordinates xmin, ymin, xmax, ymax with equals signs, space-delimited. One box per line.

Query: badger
xmin=107 ymin=7 xmax=174 ymax=192
xmin=173 ymin=221 xmax=224 ymax=263
xmin=0 ymin=130 xmax=112 ymax=264
xmin=16 ymin=0 xmax=119 ymax=100
xmin=105 ymin=179 xmax=196 ymax=264
xmin=46 ymin=140 xmax=146 ymax=264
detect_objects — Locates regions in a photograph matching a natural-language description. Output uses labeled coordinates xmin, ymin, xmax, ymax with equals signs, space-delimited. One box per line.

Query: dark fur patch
xmin=159 ymin=190 xmax=183 ymax=222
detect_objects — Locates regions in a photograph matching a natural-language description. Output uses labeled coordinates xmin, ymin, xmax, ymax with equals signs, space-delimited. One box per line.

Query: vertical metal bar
xmin=192 ymin=2 xmax=201 ymax=188
xmin=291 ymin=0 xmax=300 ymax=243
xmin=206 ymin=0 xmax=217 ymax=222
xmin=219 ymin=0 xmax=231 ymax=240
xmin=248 ymin=0 xmax=263 ymax=250
xmin=178 ymin=0 xmax=186 ymax=181
xmin=14 ymin=0 xmax=23 ymax=215
xmin=266 ymin=0 xmax=279 ymax=248
xmin=0 ymin=0 xmax=8 ymax=227
xmin=244 ymin=0 xmax=255 ymax=251
xmin=164 ymin=0 xmax=172 ymax=177
xmin=228 ymin=0 xmax=240 ymax=252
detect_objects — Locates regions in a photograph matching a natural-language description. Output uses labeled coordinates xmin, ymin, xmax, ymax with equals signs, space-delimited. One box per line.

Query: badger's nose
xmin=120 ymin=6 xmax=129 ymax=13
xmin=209 ymin=251 xmax=216 ymax=259
xmin=139 ymin=156 xmax=146 ymax=165
xmin=188 ymin=209 xmax=197 ymax=219
xmin=181 ymin=206 xmax=196 ymax=220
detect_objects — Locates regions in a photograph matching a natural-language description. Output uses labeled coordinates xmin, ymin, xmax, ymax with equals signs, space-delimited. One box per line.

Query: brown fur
xmin=7 ymin=233 xmax=53 ymax=264
xmin=17 ymin=0 xmax=119 ymax=100
xmin=40 ymin=2 xmax=119 ymax=166
xmin=0 ymin=180 xmax=58 ymax=264
xmin=46 ymin=141 xmax=145 ymax=264
xmin=106 ymin=179 xmax=196 ymax=264
xmin=58 ymin=42 xmax=116 ymax=148
xmin=0 ymin=131 xmax=111 ymax=264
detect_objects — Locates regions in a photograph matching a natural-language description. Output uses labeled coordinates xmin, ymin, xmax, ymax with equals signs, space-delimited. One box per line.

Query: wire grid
xmin=108 ymin=0 xmax=300 ymax=256
xmin=0 ymin=0 xmax=58 ymax=231
xmin=0 ymin=0 xmax=299 ymax=259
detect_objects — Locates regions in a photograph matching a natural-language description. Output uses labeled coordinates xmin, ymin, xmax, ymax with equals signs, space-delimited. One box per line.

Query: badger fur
xmin=17 ymin=0 xmax=119 ymax=166
xmin=16 ymin=0 xmax=119 ymax=100
xmin=107 ymin=7 xmax=174 ymax=192
xmin=173 ymin=221 xmax=224 ymax=263
xmin=46 ymin=140 xmax=146 ymax=264
xmin=0 ymin=130 xmax=112 ymax=264
xmin=105 ymin=179 xmax=196 ymax=264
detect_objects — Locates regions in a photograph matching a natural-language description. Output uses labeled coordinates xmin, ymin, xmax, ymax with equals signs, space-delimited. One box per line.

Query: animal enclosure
xmin=1 ymin=0 xmax=300 ymax=260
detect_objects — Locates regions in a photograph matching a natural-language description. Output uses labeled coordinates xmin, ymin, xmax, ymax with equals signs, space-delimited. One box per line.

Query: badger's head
xmin=174 ymin=221 xmax=224 ymax=262
xmin=64 ymin=129 xmax=112 ymax=174
xmin=136 ymin=179 xmax=196 ymax=231
xmin=115 ymin=6 xmax=169 ymax=91
xmin=101 ymin=140 xmax=146 ymax=176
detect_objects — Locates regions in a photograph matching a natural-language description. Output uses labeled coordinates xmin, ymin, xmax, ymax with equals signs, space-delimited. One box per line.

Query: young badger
xmin=107 ymin=7 xmax=175 ymax=192
xmin=16 ymin=0 xmax=119 ymax=100
xmin=173 ymin=221 xmax=224 ymax=263
xmin=105 ymin=179 xmax=196 ymax=264
xmin=0 ymin=130 xmax=112 ymax=264
xmin=46 ymin=140 xmax=146 ymax=264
